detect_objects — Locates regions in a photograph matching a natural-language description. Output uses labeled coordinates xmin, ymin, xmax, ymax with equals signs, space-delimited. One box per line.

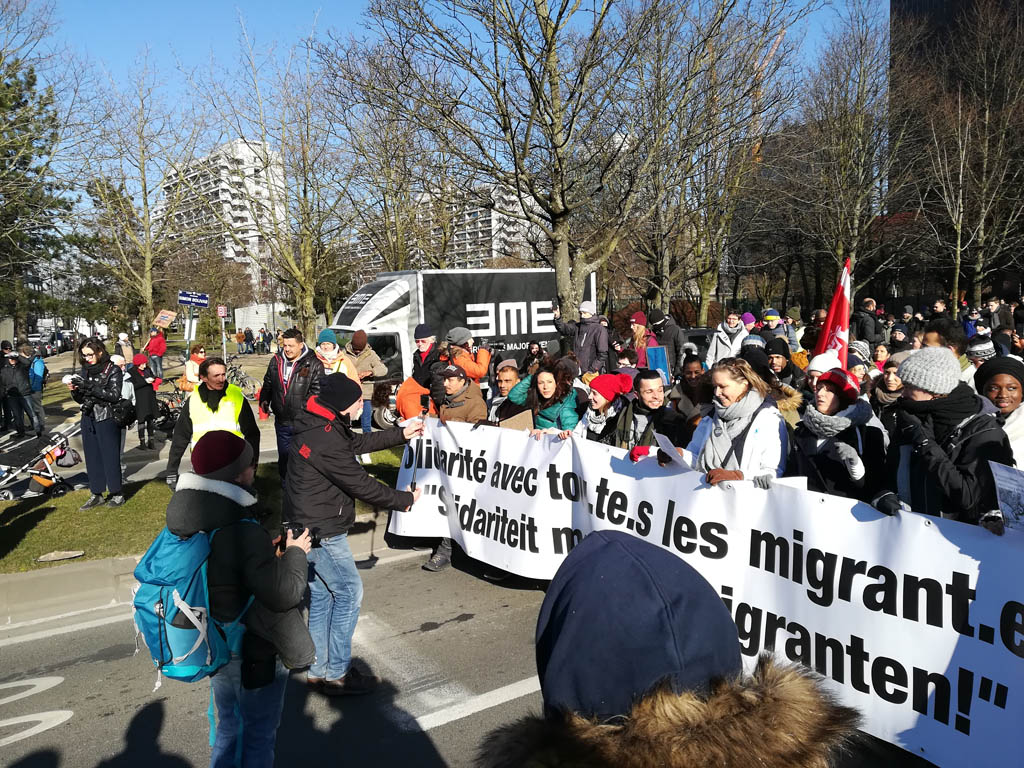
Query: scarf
xmin=900 ymin=383 xmax=980 ymax=445
xmin=872 ymin=378 xmax=902 ymax=407
xmin=83 ymin=358 xmax=108 ymax=378
xmin=318 ymin=345 xmax=340 ymax=362
xmin=720 ymin=321 xmax=744 ymax=340
xmin=444 ymin=382 xmax=470 ymax=408
xmin=698 ymin=390 xmax=765 ymax=473
xmin=198 ymin=383 xmax=225 ymax=412
xmin=800 ymin=398 xmax=872 ymax=441
xmin=586 ymin=398 xmax=622 ymax=431
xmin=1000 ymin=406 xmax=1024 ymax=464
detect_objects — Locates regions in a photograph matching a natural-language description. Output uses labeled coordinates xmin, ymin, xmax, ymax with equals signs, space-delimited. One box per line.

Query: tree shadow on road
xmin=276 ymin=657 xmax=447 ymax=767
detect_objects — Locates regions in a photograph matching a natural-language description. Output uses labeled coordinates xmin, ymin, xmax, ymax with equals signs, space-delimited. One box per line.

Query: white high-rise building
xmin=341 ymin=184 xmax=537 ymax=284
xmin=157 ymin=139 xmax=285 ymax=291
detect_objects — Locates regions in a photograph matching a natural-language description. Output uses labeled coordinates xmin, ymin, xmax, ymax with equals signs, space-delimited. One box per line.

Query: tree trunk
xmin=696 ymin=271 xmax=717 ymax=326
xmin=552 ymin=218 xmax=576 ymax=321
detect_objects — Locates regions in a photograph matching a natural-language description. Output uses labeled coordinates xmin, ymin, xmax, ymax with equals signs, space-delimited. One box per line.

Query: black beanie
xmin=974 ymin=356 xmax=1024 ymax=395
xmin=766 ymin=336 xmax=791 ymax=360
xmin=318 ymin=373 xmax=363 ymax=413
xmin=648 ymin=308 xmax=666 ymax=326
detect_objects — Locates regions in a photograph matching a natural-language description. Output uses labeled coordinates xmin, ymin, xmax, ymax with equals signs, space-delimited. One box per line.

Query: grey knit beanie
xmin=897 ymin=347 xmax=962 ymax=395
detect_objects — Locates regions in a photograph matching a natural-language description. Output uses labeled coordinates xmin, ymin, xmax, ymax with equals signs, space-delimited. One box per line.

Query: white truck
xmin=331 ymin=268 xmax=596 ymax=427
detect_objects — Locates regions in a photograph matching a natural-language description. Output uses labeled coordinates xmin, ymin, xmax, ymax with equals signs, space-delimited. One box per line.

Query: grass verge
xmin=0 ymin=447 xmax=405 ymax=574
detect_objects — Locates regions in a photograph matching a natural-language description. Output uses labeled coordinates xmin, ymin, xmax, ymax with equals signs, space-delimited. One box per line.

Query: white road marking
xmin=0 ymin=612 xmax=134 ymax=648
xmin=0 ymin=711 xmax=74 ymax=747
xmin=415 ymin=676 xmax=541 ymax=732
xmin=352 ymin=613 xmax=475 ymax=730
xmin=0 ymin=677 xmax=65 ymax=706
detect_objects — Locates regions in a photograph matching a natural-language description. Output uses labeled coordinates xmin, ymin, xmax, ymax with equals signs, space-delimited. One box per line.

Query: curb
xmin=0 ymin=555 xmax=140 ymax=626
xmin=0 ymin=510 xmax=387 ymax=628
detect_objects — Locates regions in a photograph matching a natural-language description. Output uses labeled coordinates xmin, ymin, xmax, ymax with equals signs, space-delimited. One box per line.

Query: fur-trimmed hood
xmin=773 ymin=383 xmax=803 ymax=413
xmin=476 ymin=654 xmax=859 ymax=768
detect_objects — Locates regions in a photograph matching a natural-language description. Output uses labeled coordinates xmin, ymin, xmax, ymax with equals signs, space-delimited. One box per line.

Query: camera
xmin=282 ymin=523 xmax=321 ymax=548
xmin=484 ymin=338 xmax=507 ymax=351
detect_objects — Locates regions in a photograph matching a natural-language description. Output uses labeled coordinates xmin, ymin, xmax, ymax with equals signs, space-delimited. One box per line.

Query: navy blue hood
xmin=535 ymin=530 xmax=742 ymax=722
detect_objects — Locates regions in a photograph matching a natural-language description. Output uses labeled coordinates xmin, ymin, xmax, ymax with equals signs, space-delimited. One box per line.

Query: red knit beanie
xmin=191 ymin=431 xmax=254 ymax=481
xmin=630 ymin=311 xmax=648 ymax=327
xmin=589 ymin=373 xmax=633 ymax=403
xmin=817 ymin=368 xmax=861 ymax=408
xmin=132 ymin=353 xmax=148 ymax=367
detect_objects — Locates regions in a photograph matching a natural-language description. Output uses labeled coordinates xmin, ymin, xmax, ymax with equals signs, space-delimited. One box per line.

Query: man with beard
xmin=766 ymin=337 xmax=805 ymax=391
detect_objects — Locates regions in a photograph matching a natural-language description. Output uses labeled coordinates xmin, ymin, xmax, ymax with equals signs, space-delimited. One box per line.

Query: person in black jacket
xmin=260 ymin=328 xmax=324 ymax=481
xmin=851 ymin=298 xmax=883 ymax=346
xmin=129 ymin=353 xmax=159 ymax=449
xmin=2 ymin=348 xmax=40 ymax=437
xmin=284 ymin=374 xmax=422 ymax=695
xmin=789 ymin=368 xmax=885 ymax=502
xmin=648 ymin=309 xmax=687 ymax=379
xmin=766 ymin=337 xmax=805 ymax=391
xmin=166 ymin=430 xmax=312 ymax=766
xmin=615 ymin=369 xmax=689 ymax=455
xmin=874 ymin=346 xmax=1011 ymax=532
xmin=552 ymin=300 xmax=608 ymax=374
xmin=69 ymin=339 xmax=125 ymax=508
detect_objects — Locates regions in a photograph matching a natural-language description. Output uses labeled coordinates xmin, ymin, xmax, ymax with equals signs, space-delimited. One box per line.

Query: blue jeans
xmin=275 ymin=423 xmax=293 ymax=483
xmin=307 ymin=534 xmax=363 ymax=680
xmin=148 ymin=354 xmax=163 ymax=379
xmin=9 ymin=393 xmax=39 ymax=434
xmin=210 ymin=655 xmax=288 ymax=768
xmin=360 ymin=399 xmax=372 ymax=434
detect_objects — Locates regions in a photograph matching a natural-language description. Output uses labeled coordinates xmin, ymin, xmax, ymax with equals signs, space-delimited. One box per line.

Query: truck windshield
xmin=367 ymin=333 xmax=402 ymax=379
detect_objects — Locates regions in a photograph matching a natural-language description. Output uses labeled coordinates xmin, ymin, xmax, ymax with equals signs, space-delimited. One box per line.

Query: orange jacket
xmin=445 ymin=345 xmax=492 ymax=382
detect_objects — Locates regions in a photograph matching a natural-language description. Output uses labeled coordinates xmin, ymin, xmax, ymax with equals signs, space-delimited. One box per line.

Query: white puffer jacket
xmin=682 ymin=404 xmax=788 ymax=479
xmin=704 ymin=322 xmax=748 ymax=367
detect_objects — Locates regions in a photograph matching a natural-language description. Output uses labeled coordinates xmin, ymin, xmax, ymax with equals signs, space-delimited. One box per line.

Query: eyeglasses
xmin=198 ymin=349 xmax=205 ymax=353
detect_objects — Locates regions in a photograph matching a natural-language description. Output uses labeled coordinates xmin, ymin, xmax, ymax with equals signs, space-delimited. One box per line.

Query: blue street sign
xmin=177 ymin=291 xmax=210 ymax=308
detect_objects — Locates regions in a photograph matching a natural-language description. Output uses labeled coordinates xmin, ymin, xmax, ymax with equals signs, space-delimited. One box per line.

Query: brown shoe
xmin=306 ymin=675 xmax=324 ymax=689
xmin=319 ymin=667 xmax=379 ymax=696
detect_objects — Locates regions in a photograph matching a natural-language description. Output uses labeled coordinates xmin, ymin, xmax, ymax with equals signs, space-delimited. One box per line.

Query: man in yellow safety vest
xmin=166 ymin=356 xmax=260 ymax=489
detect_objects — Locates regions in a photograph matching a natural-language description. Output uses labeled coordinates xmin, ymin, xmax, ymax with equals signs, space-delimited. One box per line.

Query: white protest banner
xmin=390 ymin=419 xmax=1024 ymax=767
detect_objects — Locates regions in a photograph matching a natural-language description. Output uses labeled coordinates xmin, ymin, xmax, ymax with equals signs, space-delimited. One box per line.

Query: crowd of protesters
xmin=12 ymin=293 xmax=1024 ymax=766
xmin=392 ymin=294 xmax=1024 ymax=546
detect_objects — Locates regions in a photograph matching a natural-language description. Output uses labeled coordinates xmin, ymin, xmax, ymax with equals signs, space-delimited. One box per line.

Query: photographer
xmin=2 ymin=346 xmax=40 ymax=438
xmin=553 ymin=301 xmax=608 ymax=374
xmin=284 ymin=374 xmax=423 ymax=695
xmin=68 ymin=339 xmax=125 ymax=508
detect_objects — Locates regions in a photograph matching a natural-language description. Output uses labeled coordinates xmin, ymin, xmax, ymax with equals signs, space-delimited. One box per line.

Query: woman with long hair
xmin=679 ymin=357 xmax=788 ymax=486
xmin=507 ymin=359 xmax=581 ymax=436
xmin=627 ymin=312 xmax=659 ymax=368
xmin=69 ymin=339 xmax=125 ymax=508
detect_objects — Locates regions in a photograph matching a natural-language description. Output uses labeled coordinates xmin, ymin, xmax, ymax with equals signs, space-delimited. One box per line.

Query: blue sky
xmin=56 ymin=1 xmax=835 ymax=85
xmin=54 ymin=1 xmax=371 ymax=83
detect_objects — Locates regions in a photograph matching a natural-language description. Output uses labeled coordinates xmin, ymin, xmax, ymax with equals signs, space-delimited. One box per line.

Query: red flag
xmin=815 ymin=258 xmax=851 ymax=368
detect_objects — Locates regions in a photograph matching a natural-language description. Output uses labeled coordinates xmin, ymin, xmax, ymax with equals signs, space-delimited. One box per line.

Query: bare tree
xmin=918 ymin=0 xmax=1024 ymax=304
xmin=76 ymin=53 xmax=210 ymax=326
xmin=195 ymin=23 xmax=356 ymax=339
xmin=784 ymin=0 xmax=924 ymax=291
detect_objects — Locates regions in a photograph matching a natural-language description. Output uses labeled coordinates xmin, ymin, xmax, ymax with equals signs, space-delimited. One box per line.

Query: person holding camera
xmin=553 ymin=300 xmax=608 ymax=374
xmin=284 ymin=373 xmax=423 ymax=695
xmin=2 ymin=345 xmax=41 ymax=438
xmin=68 ymin=339 xmax=125 ymax=508
xmin=165 ymin=430 xmax=312 ymax=768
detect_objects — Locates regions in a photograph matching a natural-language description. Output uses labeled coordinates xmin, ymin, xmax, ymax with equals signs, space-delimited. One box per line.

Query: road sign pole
xmin=221 ymin=315 xmax=227 ymax=361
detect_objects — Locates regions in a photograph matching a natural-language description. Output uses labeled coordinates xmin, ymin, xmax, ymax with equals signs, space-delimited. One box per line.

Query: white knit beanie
xmin=808 ymin=351 xmax=841 ymax=374
xmin=897 ymin=347 xmax=961 ymax=395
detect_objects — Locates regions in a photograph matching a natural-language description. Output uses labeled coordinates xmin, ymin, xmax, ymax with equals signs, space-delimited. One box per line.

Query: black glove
xmin=895 ymin=409 xmax=929 ymax=448
xmin=874 ymin=492 xmax=902 ymax=516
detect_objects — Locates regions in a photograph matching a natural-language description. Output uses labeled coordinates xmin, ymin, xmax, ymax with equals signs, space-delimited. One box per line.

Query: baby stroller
xmin=0 ymin=423 xmax=84 ymax=500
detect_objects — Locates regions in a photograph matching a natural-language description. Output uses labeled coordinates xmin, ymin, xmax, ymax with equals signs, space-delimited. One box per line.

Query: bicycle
xmin=156 ymin=380 xmax=188 ymax=434
xmin=225 ymin=355 xmax=260 ymax=400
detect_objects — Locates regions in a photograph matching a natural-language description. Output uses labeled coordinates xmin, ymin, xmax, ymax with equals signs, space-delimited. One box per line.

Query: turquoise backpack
xmin=132 ymin=522 xmax=256 ymax=690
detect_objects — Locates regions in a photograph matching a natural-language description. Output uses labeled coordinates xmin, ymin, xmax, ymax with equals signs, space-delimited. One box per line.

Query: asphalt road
xmin=0 ymin=543 xmax=546 ymax=768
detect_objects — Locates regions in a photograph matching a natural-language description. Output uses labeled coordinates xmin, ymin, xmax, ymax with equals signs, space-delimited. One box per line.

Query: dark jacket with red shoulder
xmin=283 ymin=396 xmax=414 ymax=539
xmin=260 ymin=346 xmax=324 ymax=424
